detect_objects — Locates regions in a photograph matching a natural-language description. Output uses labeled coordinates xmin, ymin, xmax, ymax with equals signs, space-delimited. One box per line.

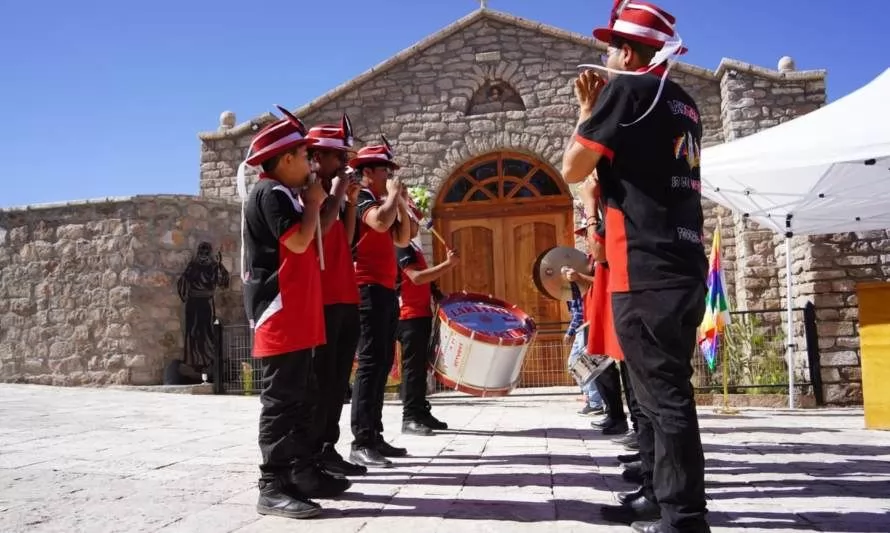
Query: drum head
xmin=532 ymin=246 xmax=590 ymax=301
xmin=438 ymin=292 xmax=535 ymax=344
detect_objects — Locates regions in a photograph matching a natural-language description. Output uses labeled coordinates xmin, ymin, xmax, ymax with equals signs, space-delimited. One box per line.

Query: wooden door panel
xmin=504 ymin=217 xmax=566 ymax=328
xmin=443 ymin=219 xmax=504 ymax=298
xmin=504 ymin=215 xmax=574 ymax=387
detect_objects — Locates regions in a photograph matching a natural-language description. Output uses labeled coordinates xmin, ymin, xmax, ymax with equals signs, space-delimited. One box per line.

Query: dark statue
xmin=172 ymin=242 xmax=230 ymax=383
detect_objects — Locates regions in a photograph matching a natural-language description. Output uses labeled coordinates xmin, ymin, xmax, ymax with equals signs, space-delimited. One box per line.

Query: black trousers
xmin=613 ymin=284 xmax=708 ymax=532
xmin=351 ymin=284 xmax=398 ymax=448
xmin=312 ymin=303 xmax=360 ymax=451
xmin=619 ymin=361 xmax=642 ymax=433
xmin=595 ymin=363 xmax=626 ymax=424
xmin=258 ymin=349 xmax=316 ymax=482
xmin=397 ymin=316 xmax=433 ymax=420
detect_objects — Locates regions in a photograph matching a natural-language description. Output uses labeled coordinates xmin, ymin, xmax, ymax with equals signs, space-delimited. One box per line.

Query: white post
xmin=784 ymin=236 xmax=795 ymax=409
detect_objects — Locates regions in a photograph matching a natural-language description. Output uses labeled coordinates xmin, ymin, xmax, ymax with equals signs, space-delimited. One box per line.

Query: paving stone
xmin=0 ymin=384 xmax=885 ymax=533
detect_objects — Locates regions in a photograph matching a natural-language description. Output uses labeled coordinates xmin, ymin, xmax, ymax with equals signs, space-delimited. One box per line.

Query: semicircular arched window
xmin=439 ymin=152 xmax=566 ymax=206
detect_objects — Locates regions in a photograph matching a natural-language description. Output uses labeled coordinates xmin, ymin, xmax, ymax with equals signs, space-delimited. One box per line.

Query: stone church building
xmin=0 ymin=8 xmax=874 ymax=403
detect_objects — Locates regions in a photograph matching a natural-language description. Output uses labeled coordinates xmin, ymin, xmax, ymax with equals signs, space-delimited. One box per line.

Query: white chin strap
xmin=236 ymin=157 xmax=253 ymax=283
xmin=578 ymin=32 xmax=684 ymax=127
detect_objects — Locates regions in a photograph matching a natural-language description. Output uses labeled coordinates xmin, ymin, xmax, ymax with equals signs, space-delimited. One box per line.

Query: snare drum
xmin=431 ymin=292 xmax=537 ymax=397
xmin=568 ymin=352 xmax=615 ymax=388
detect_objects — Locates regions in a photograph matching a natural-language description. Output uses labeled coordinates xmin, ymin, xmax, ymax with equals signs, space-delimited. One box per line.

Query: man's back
xmin=591 ymin=73 xmax=707 ymax=292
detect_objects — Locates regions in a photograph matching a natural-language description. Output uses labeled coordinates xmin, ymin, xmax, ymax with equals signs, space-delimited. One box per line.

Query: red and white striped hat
xmin=593 ymin=1 xmax=687 ymax=55
xmin=307 ymin=114 xmax=354 ymax=151
xmin=348 ymin=135 xmax=401 ymax=170
xmin=244 ymin=117 xmax=317 ymax=166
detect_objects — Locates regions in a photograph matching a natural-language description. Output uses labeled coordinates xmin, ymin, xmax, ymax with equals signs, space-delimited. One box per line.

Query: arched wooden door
xmin=433 ymin=151 xmax=575 ymax=387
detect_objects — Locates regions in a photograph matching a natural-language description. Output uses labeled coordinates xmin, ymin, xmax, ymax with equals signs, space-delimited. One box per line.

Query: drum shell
xmin=431 ymin=292 xmax=536 ymax=397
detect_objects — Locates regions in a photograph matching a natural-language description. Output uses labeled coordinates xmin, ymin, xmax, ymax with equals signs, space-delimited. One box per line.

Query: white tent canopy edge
xmin=699 ymin=67 xmax=890 ymax=408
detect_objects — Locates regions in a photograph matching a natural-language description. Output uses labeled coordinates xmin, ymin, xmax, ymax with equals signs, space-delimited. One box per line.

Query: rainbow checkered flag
xmin=698 ymin=221 xmax=731 ymax=371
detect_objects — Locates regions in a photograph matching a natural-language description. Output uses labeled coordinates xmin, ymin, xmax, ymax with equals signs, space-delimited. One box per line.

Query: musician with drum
xmin=396 ymin=199 xmax=459 ymax=435
xmin=561 ymin=2 xmax=709 ymax=531
xmin=348 ymin=140 xmax=413 ymax=469
xmin=304 ymin=116 xmax=367 ymax=478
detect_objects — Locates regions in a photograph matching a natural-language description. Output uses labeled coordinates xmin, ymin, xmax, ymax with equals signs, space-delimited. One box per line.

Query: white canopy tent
xmin=700 ymin=68 xmax=890 ymax=408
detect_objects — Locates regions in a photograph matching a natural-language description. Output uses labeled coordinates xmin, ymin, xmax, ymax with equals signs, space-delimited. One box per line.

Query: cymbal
xmin=532 ymin=246 xmax=590 ymax=301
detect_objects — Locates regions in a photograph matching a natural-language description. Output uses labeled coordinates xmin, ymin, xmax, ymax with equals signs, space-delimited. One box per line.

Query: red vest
xmin=398 ymin=243 xmax=433 ymax=320
xmin=321 ymin=215 xmax=360 ymax=305
xmin=354 ymin=189 xmax=398 ymax=289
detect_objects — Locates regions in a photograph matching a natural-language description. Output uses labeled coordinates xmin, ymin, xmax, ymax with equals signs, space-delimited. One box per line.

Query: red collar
xmin=637 ymin=63 xmax=668 ymax=77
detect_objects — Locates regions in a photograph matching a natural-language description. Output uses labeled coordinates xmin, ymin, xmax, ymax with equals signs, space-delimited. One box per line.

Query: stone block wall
xmin=0 ymin=196 xmax=244 ymax=386
xmin=795 ymin=231 xmax=890 ymax=404
xmin=199 ymin=14 xmax=729 ymax=210
xmin=187 ymin=11 xmax=865 ymax=404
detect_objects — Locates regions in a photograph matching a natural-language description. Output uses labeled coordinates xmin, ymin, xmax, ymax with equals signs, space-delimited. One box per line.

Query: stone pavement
xmin=0 ymin=385 xmax=887 ymax=533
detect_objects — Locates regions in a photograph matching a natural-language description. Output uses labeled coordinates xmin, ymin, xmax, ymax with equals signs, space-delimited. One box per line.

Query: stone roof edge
xmin=0 ymin=194 xmax=239 ymax=214
xmin=197 ymin=9 xmax=822 ymax=141
xmin=715 ymin=58 xmax=826 ymax=81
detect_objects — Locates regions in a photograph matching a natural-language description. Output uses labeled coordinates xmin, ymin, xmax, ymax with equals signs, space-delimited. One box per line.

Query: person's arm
xmin=400 ymin=248 xmax=457 ymax=286
xmin=343 ymin=202 xmax=357 ymax=244
xmin=343 ymin=183 xmax=361 ymax=244
xmin=321 ymin=175 xmax=350 ymax=234
xmin=391 ymin=200 xmax=412 ymax=247
xmin=573 ymin=272 xmax=596 ymax=285
xmin=565 ymin=297 xmax=584 ymax=338
xmin=562 ymin=77 xmax=637 ymax=183
xmin=363 ymin=193 xmax=400 ymax=232
xmin=261 ymin=185 xmax=321 ymax=255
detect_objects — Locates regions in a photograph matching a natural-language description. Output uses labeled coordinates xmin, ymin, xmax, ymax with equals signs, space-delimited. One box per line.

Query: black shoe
xmin=622 ymin=461 xmax=644 ymax=484
xmin=591 ymin=416 xmax=613 ymax=429
xmin=578 ymin=404 xmax=606 ymax=416
xmin=417 ymin=411 xmax=448 ymax=430
xmin=288 ymin=465 xmax=351 ymax=499
xmin=376 ymin=440 xmax=408 ymax=457
xmin=631 ymin=520 xmax=665 ymax=533
xmin=618 ymin=452 xmax=641 ymax=464
xmin=349 ymin=447 xmax=393 ymax=468
xmin=257 ymin=479 xmax=321 ymax=519
xmin=624 ymin=437 xmax=641 ymax=451
xmin=402 ymin=420 xmax=433 ymax=436
xmin=319 ymin=445 xmax=367 ymax=477
xmin=612 ymin=430 xmax=638 ymax=447
xmin=602 ymin=420 xmax=629 ymax=436
xmin=618 ymin=487 xmax=644 ymax=506
xmin=600 ymin=494 xmax=660 ymax=524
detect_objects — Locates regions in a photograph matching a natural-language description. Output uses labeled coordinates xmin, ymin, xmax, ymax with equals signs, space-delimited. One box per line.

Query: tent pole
xmin=784 ymin=236 xmax=795 ymax=409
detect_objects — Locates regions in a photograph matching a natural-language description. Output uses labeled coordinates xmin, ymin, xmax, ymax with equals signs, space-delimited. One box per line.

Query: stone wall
xmin=199 ymin=13 xmax=729 ymax=209
xmin=795 ymin=231 xmax=890 ymax=404
xmin=0 ymin=196 xmax=243 ymax=386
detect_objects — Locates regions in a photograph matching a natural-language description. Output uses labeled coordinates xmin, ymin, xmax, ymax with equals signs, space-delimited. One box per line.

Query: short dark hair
xmin=611 ymin=36 xmax=658 ymax=66
xmin=260 ymin=147 xmax=299 ymax=174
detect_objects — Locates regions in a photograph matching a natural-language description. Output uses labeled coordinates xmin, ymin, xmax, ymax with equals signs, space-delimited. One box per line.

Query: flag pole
xmin=713 ymin=216 xmax=738 ymax=415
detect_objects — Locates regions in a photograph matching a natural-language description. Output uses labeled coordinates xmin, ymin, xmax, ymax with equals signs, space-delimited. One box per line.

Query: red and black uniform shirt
xmin=352 ymin=188 xmax=397 ymax=290
xmin=396 ymin=242 xmax=433 ymax=320
xmin=321 ymin=205 xmax=360 ymax=306
xmin=242 ymin=176 xmax=325 ymax=357
xmin=575 ymin=69 xmax=708 ymax=292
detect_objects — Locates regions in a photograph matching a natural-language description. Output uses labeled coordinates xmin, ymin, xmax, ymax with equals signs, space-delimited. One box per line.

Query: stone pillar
xmin=717 ymin=58 xmax=827 ymax=400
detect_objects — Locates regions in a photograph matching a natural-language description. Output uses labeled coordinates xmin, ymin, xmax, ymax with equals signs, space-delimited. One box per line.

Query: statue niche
xmin=169 ymin=242 xmax=230 ymax=384
xmin=466 ymin=81 xmax=525 ymax=116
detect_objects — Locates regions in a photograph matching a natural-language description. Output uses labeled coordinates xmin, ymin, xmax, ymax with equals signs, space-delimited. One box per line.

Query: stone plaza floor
xmin=0 ymin=384 xmax=888 ymax=533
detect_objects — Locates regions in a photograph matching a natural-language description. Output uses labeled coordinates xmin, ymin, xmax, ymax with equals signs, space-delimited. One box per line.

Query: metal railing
xmin=212 ymin=302 xmax=827 ymax=404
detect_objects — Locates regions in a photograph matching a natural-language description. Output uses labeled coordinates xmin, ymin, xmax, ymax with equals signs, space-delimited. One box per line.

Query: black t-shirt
xmin=242 ymin=177 xmax=324 ymax=356
xmin=575 ymin=72 xmax=707 ymax=292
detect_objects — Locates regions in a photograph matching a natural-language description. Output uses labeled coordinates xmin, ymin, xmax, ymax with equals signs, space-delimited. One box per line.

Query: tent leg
xmin=785 ymin=237 xmax=795 ymax=409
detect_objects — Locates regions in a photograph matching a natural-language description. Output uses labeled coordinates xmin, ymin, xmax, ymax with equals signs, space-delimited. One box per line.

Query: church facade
xmin=199 ymin=9 xmax=857 ymax=399
xmin=0 ymin=9 xmax=871 ymax=403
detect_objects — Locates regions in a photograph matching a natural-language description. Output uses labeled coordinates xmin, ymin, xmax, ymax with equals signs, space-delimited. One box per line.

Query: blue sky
xmin=1 ymin=0 xmax=886 ymax=208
